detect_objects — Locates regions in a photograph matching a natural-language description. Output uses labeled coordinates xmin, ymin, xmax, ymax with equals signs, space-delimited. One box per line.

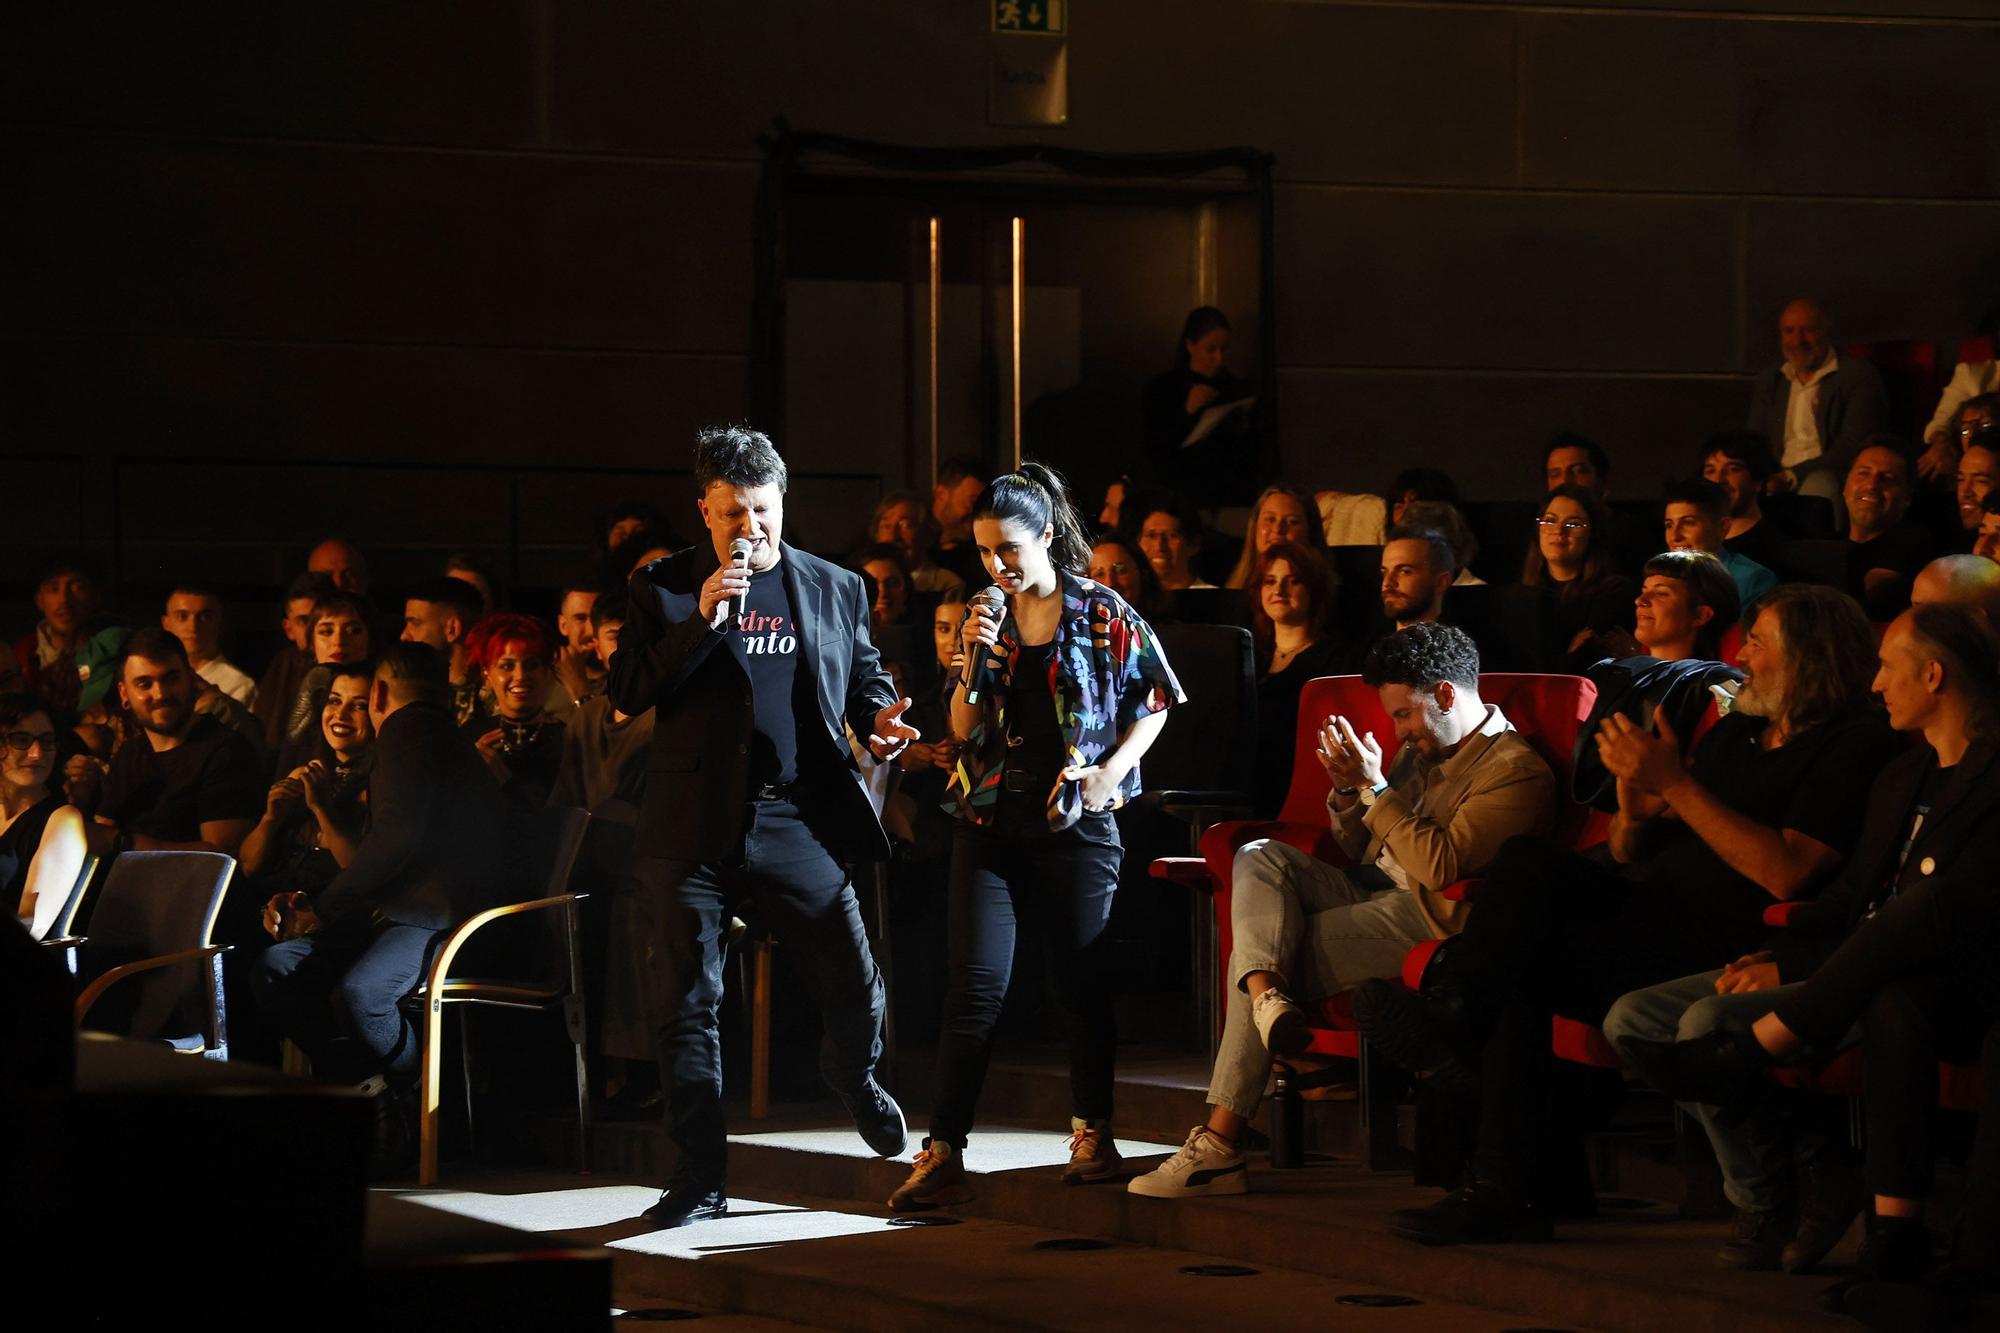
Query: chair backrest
xmin=36 ymin=849 xmax=101 ymax=941
xmin=1145 ymin=624 xmax=1256 ymax=797
xmin=1278 ymin=673 xmax=1598 ymax=846
xmin=457 ymin=807 xmax=590 ymax=981
xmin=80 ymin=850 xmax=235 ymax=1040
xmin=1958 ymin=335 xmax=1996 ymax=366
xmin=539 ymin=806 xmax=591 ymax=900
xmin=1171 ymin=586 xmax=1251 ymax=630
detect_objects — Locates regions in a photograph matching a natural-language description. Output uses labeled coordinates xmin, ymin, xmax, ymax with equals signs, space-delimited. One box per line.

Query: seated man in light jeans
xmin=1130 ymin=623 xmax=1554 ymax=1199
xmin=1605 ymin=604 xmax=2000 ymax=1277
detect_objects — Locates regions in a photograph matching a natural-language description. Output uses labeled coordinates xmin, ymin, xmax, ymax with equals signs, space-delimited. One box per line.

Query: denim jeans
xmin=251 ymin=914 xmax=439 ymax=1082
xmin=635 ymin=796 xmax=885 ymax=1168
xmin=1207 ymin=839 xmax=1427 ymax=1118
xmin=1603 ymin=970 xmax=1846 ymax=1213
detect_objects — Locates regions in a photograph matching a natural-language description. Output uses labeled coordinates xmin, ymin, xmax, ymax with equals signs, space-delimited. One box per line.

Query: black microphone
xmin=962 ymin=584 xmax=1007 ymax=704
xmin=719 ymin=537 xmax=752 ymax=626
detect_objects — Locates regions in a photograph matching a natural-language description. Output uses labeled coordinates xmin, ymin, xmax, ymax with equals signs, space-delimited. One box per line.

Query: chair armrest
xmin=1151 ymin=790 xmax=1254 ymax=818
xmin=1439 ymin=877 xmax=1483 ymax=903
xmin=75 ymin=944 xmax=233 ymax=1028
xmin=419 ymin=893 xmax=590 ymax=1008
xmin=41 ymin=934 xmax=84 ymax=951
xmin=1402 ymin=939 xmax=1443 ymax=991
xmin=1762 ymin=901 xmax=1810 ymax=928
xmin=1148 ymin=856 xmax=1216 ymax=891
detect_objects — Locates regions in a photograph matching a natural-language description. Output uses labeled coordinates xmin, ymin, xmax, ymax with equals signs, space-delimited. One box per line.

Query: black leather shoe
xmin=840 ymin=1078 xmax=908 ymax=1158
xmin=1819 ymin=1213 xmax=1935 ymax=1313
xmin=644 ymin=1168 xmax=729 ymax=1229
xmin=1390 ymin=1177 xmax=1553 ymax=1246
xmin=1352 ymin=979 xmax=1477 ymax=1096
xmin=1785 ymin=1151 xmax=1863 ymax=1274
xmin=1618 ymin=1028 xmax=1770 ymax=1117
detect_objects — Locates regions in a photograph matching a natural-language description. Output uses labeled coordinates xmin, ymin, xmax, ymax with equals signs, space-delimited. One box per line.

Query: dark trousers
xmin=249 ymin=914 xmax=439 ymax=1083
xmin=636 ymin=797 xmax=885 ymax=1167
xmin=1452 ymin=837 xmax=1764 ymax=1193
xmin=930 ymin=808 xmax=1122 ymax=1149
xmin=1774 ymin=877 xmax=2000 ymax=1050
xmin=1859 ymin=974 xmax=1989 ymax=1200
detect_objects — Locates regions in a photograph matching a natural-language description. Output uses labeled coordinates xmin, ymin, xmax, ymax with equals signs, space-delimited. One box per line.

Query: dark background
xmin=7 ymin=1 xmax=1998 ymax=607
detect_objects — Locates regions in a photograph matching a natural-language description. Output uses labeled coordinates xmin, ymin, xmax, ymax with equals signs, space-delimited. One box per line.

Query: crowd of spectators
xmin=9 ymin=294 xmax=2000 ymax=1319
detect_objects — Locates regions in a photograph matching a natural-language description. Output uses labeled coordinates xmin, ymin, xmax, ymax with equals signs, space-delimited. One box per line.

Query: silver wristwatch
xmin=1356 ymin=780 xmax=1390 ymax=809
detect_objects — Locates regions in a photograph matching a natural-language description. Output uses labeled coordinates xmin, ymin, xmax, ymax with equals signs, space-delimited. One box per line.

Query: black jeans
xmin=929 ymin=807 xmax=1123 ymax=1149
xmin=249 ymin=913 xmax=439 ymax=1083
xmin=1450 ymin=837 xmax=1766 ymax=1193
xmin=635 ymin=796 xmax=885 ymax=1169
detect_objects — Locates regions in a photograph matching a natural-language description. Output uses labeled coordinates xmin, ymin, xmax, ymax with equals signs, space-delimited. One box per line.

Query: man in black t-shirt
xmin=1607 ymin=604 xmax=2000 ymax=1275
xmin=613 ymin=426 xmax=920 ymax=1230
xmin=1354 ymin=584 xmax=1899 ymax=1246
xmin=1843 ymin=437 xmax=1935 ymax=619
xmin=64 ymin=628 xmax=263 ymax=860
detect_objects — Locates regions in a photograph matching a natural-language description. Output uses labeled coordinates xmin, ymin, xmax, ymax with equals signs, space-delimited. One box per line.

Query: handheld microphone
xmin=962 ymin=584 xmax=1007 ymax=704
xmin=719 ymin=537 xmax=753 ymax=626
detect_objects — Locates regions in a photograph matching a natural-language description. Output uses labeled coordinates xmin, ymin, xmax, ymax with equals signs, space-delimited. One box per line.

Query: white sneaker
xmin=1127 ymin=1126 xmax=1249 ymax=1198
xmin=1062 ymin=1117 xmax=1123 ymax=1185
xmin=1252 ymin=987 xmax=1310 ymax=1057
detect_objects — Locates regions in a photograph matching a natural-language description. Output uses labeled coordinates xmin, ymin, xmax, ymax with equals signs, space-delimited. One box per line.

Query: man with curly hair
xmin=1129 ymin=623 xmax=1554 ymax=1199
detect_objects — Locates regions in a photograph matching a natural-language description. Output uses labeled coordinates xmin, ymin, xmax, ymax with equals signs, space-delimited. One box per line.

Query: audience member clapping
xmin=2 ymin=692 xmax=88 ymax=939
xmin=238 ymin=661 xmax=374 ymax=899
xmin=400 ymin=575 xmax=485 ymax=726
xmin=464 ymin=612 xmax=566 ymax=814
xmin=1521 ymin=483 xmax=1637 ymax=669
xmin=64 ymin=627 xmax=264 ymax=860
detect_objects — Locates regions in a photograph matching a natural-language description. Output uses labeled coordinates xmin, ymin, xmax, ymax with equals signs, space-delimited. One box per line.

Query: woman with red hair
xmin=464 ymin=613 xmax=566 ymax=814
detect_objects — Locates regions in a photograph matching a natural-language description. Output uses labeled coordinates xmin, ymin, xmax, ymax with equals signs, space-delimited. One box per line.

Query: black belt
xmin=1001 ymin=769 xmax=1046 ymax=794
xmin=753 ymin=781 xmax=799 ymax=802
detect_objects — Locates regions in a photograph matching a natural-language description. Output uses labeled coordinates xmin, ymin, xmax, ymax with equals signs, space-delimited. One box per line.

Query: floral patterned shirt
xmin=944 ymin=570 xmax=1183 ymax=831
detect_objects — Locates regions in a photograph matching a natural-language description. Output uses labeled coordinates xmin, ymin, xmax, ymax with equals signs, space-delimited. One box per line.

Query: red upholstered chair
xmin=1957 ymin=335 xmax=1996 ymax=366
xmin=1759 ymin=901 xmax=1980 ymax=1120
xmin=1150 ymin=672 xmax=1599 ymax=1164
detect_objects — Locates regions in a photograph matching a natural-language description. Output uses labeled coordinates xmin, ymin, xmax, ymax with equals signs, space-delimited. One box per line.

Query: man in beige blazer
xmin=1131 ymin=623 xmax=1554 ymax=1199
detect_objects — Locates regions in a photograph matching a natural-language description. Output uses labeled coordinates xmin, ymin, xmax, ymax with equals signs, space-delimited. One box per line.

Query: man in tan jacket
xmin=1130 ymin=623 xmax=1553 ymax=1200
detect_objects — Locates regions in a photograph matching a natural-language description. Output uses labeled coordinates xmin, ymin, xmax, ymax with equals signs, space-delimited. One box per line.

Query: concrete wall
xmin=7 ymin=0 xmax=1997 ymax=570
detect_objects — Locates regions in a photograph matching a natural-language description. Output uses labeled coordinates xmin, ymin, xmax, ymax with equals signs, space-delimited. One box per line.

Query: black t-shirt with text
xmin=727 ymin=566 xmax=802 ymax=786
xmin=101 ymin=713 xmax=266 ymax=842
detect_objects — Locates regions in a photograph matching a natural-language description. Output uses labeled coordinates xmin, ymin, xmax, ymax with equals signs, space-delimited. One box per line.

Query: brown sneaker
xmin=888 ymin=1138 xmax=975 ymax=1212
xmin=1062 ymin=1117 xmax=1123 ymax=1185
xmin=1716 ymin=1206 xmax=1792 ymax=1270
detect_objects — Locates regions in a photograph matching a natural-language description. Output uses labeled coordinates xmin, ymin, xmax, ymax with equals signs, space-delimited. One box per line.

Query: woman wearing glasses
xmin=1521 ymin=484 xmax=1638 ymax=672
xmin=1 ymin=693 xmax=88 ymax=939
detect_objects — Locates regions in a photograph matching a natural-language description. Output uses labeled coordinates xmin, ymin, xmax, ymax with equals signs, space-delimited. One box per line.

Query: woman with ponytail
xmin=889 ymin=461 xmax=1184 ymax=1212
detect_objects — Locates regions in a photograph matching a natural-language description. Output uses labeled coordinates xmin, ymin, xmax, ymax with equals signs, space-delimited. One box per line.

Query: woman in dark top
xmin=1521 ymin=483 xmax=1639 ymax=672
xmin=464 ymin=613 xmax=566 ymax=817
xmin=1249 ymin=541 xmax=1343 ymax=817
xmin=1 ymin=692 xmax=88 ymax=938
xmin=890 ymin=462 xmax=1182 ymax=1212
xmin=239 ymin=662 xmax=375 ymax=902
xmin=1143 ymin=307 xmax=1251 ymax=499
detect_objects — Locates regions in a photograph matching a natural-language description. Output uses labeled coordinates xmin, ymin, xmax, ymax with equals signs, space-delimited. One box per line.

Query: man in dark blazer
xmin=612 ymin=425 xmax=919 ymax=1229
xmin=1607 ymin=603 xmax=2000 ymax=1274
xmin=251 ymin=640 xmax=508 ymax=1087
xmin=1747 ymin=298 xmax=1889 ymax=513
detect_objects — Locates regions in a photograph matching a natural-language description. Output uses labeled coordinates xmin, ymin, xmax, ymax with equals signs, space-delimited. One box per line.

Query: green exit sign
xmin=993 ymin=0 xmax=1065 ymax=36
